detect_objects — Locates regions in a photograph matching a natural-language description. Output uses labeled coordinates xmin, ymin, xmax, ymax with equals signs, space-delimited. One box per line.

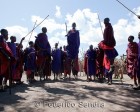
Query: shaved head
xmin=42 ymin=27 xmax=47 ymax=33
xmin=104 ymin=18 xmax=110 ymax=24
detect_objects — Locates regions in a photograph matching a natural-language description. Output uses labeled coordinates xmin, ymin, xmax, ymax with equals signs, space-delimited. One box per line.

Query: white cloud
xmin=6 ymin=26 xmax=28 ymax=42
xmin=55 ymin=6 xmax=62 ymax=18
xmin=6 ymin=25 xmax=37 ymax=48
xmin=114 ymin=15 xmax=140 ymax=47
xmin=65 ymin=8 xmax=103 ymax=48
xmin=31 ymin=15 xmax=65 ymax=33
xmin=5 ymin=6 xmax=140 ymax=56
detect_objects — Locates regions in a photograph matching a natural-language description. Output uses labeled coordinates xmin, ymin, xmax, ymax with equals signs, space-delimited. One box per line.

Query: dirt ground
xmin=0 ymin=73 xmax=140 ymax=112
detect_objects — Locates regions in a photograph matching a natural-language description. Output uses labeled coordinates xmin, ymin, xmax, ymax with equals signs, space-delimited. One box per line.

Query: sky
xmin=0 ymin=0 xmax=140 ymax=58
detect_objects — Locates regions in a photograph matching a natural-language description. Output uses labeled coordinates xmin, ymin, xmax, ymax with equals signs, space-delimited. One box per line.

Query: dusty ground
xmin=0 ymin=73 xmax=140 ymax=112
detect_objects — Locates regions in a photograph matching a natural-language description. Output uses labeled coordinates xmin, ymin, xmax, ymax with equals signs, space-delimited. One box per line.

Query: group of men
xmin=84 ymin=18 xmax=118 ymax=85
xmin=0 ymin=17 xmax=140 ymax=92
xmin=84 ymin=17 xmax=140 ymax=89
xmin=0 ymin=22 xmax=80 ymax=92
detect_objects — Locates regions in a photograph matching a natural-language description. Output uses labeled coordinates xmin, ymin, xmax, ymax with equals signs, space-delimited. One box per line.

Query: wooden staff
xmin=97 ymin=14 xmax=103 ymax=36
xmin=65 ymin=22 xmax=68 ymax=36
xmin=116 ymin=0 xmax=140 ymax=18
xmin=24 ymin=15 xmax=49 ymax=38
xmin=25 ymin=20 xmax=37 ymax=48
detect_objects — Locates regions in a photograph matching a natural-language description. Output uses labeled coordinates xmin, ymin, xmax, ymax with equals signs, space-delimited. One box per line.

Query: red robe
xmin=103 ymin=23 xmax=116 ymax=47
xmin=126 ymin=42 xmax=138 ymax=79
xmin=96 ymin=48 xmax=104 ymax=75
xmin=13 ymin=47 xmax=24 ymax=80
xmin=83 ymin=53 xmax=88 ymax=75
xmin=63 ymin=51 xmax=71 ymax=75
xmin=0 ymin=35 xmax=13 ymax=76
xmin=35 ymin=33 xmax=51 ymax=77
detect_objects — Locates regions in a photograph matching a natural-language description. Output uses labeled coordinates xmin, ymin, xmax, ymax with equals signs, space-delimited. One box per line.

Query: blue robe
xmin=7 ymin=42 xmax=17 ymax=77
xmin=87 ymin=49 xmax=96 ymax=76
xmin=67 ymin=30 xmax=80 ymax=59
xmin=24 ymin=47 xmax=36 ymax=71
xmin=104 ymin=48 xmax=118 ymax=60
xmin=7 ymin=42 xmax=17 ymax=58
xmin=51 ymin=49 xmax=61 ymax=74
xmin=35 ymin=33 xmax=51 ymax=57
xmin=104 ymin=48 xmax=118 ymax=76
xmin=60 ymin=50 xmax=64 ymax=73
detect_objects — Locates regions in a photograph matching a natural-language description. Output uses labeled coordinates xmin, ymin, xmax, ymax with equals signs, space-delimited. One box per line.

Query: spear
xmin=24 ymin=15 xmax=49 ymax=38
xmin=65 ymin=22 xmax=67 ymax=34
xmin=97 ymin=13 xmax=103 ymax=36
xmin=65 ymin=22 xmax=68 ymax=37
xmin=116 ymin=0 xmax=140 ymax=19
xmin=25 ymin=20 xmax=37 ymax=48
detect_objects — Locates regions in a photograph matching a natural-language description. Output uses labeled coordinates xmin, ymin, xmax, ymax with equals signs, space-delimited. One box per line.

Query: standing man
xmin=63 ymin=45 xmax=71 ymax=80
xmin=66 ymin=22 xmax=80 ymax=79
xmin=51 ymin=43 xmax=61 ymax=80
xmin=7 ymin=36 xmax=18 ymax=83
xmin=126 ymin=36 xmax=138 ymax=88
xmin=83 ymin=51 xmax=88 ymax=80
xmin=86 ymin=45 xmax=96 ymax=81
xmin=136 ymin=32 xmax=140 ymax=89
xmin=35 ymin=27 xmax=51 ymax=81
xmin=24 ymin=41 xmax=36 ymax=84
xmin=0 ymin=29 xmax=13 ymax=92
xmin=7 ymin=36 xmax=24 ymax=84
xmin=60 ymin=46 xmax=64 ymax=79
xmin=96 ymin=47 xmax=104 ymax=83
xmin=16 ymin=43 xmax=24 ymax=84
